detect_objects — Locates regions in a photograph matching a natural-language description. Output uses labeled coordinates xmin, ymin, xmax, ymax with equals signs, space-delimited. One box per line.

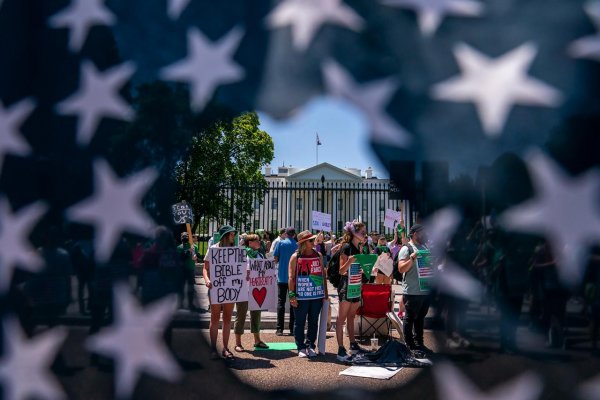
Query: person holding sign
xmin=396 ymin=224 xmax=433 ymax=357
xmin=203 ymin=225 xmax=238 ymax=360
xmin=336 ymin=221 xmax=369 ymax=362
xmin=288 ymin=230 xmax=328 ymax=358
xmin=234 ymin=234 xmax=268 ymax=351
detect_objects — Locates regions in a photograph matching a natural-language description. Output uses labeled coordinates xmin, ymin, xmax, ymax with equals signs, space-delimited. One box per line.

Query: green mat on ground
xmin=253 ymin=342 xmax=297 ymax=351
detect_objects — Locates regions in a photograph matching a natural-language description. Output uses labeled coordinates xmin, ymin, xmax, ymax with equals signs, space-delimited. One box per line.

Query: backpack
xmin=392 ymin=245 xmax=414 ymax=282
xmin=326 ymin=250 xmax=342 ymax=288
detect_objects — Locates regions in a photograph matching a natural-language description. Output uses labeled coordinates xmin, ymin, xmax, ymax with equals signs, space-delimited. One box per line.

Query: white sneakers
xmin=299 ymin=347 xmax=318 ymax=358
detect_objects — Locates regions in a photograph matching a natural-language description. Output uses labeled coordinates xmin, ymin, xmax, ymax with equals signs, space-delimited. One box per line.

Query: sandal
xmin=222 ymin=348 xmax=235 ymax=360
xmin=234 ymin=345 xmax=245 ymax=352
xmin=254 ymin=341 xmax=269 ymax=349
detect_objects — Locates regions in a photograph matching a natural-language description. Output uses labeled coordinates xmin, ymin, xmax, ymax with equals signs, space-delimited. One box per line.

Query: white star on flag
xmin=322 ymin=59 xmax=412 ymax=147
xmin=431 ymin=42 xmax=563 ymax=137
xmin=0 ymin=198 xmax=46 ymax=293
xmin=56 ymin=61 xmax=135 ymax=146
xmin=499 ymin=149 xmax=600 ymax=287
xmin=48 ymin=0 xmax=116 ymax=52
xmin=433 ymin=362 xmax=543 ymax=400
xmin=0 ymin=98 xmax=35 ymax=172
xmin=579 ymin=374 xmax=600 ymax=399
xmin=160 ymin=27 xmax=245 ymax=112
xmin=380 ymin=0 xmax=483 ymax=36
xmin=86 ymin=284 xmax=181 ymax=398
xmin=167 ymin=0 xmax=190 ymax=20
xmin=568 ymin=1 xmax=600 ymax=62
xmin=265 ymin=0 xmax=364 ymax=51
xmin=425 ymin=207 xmax=484 ymax=301
xmin=66 ymin=159 xmax=157 ymax=262
xmin=0 ymin=318 xmax=67 ymax=400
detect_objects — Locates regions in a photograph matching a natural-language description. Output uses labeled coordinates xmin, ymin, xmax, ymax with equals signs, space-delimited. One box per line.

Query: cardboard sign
xmin=311 ymin=211 xmax=332 ymax=231
xmin=248 ymin=258 xmax=277 ymax=311
xmin=384 ymin=209 xmax=402 ymax=229
xmin=172 ymin=202 xmax=193 ymax=225
xmin=354 ymin=254 xmax=378 ymax=279
xmin=295 ymin=257 xmax=325 ymax=300
xmin=207 ymin=247 xmax=248 ymax=304
xmin=347 ymin=263 xmax=362 ymax=299
xmin=416 ymin=249 xmax=433 ymax=292
xmin=374 ymin=253 xmax=394 ymax=277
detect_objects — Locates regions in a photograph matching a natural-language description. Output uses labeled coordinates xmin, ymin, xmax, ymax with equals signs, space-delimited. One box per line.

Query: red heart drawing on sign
xmin=252 ymin=287 xmax=267 ymax=308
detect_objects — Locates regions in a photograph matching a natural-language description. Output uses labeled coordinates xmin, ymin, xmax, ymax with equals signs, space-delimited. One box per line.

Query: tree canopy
xmin=174 ymin=111 xmax=274 ymax=232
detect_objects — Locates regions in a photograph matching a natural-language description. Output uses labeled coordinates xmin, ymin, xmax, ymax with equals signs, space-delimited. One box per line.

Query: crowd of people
xmin=7 ymin=216 xmax=600 ymax=365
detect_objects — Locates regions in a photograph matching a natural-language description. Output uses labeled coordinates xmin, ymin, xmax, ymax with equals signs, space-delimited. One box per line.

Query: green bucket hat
xmin=218 ymin=225 xmax=236 ymax=237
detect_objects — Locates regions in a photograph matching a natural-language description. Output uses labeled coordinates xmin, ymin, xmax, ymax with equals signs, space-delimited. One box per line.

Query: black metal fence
xmin=202 ymin=181 xmax=412 ymax=237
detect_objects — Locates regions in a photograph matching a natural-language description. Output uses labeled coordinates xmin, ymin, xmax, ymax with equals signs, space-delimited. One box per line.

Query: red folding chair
xmin=356 ymin=284 xmax=392 ymax=339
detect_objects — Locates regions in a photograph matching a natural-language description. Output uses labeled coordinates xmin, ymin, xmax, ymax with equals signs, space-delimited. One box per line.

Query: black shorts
xmin=337 ymin=278 xmax=361 ymax=303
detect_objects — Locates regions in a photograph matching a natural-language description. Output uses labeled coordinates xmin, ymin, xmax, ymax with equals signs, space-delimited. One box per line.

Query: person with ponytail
xmin=335 ymin=220 xmax=369 ymax=362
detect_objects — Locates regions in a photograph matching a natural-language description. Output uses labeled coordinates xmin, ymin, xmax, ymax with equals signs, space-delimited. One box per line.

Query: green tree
xmin=175 ymin=111 xmax=274 ymax=232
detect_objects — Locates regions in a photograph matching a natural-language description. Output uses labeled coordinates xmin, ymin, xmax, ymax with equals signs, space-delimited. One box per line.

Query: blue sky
xmin=258 ymin=96 xmax=390 ymax=178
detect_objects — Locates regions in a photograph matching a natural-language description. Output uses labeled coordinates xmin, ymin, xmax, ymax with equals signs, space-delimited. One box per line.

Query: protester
xmin=373 ymin=236 xmax=393 ymax=284
xmin=234 ymin=234 xmax=268 ymax=351
xmin=255 ymin=228 xmax=269 ymax=257
xmin=177 ymin=232 xmax=199 ymax=311
xmin=336 ymin=220 xmax=368 ymax=362
xmin=70 ymin=237 xmax=95 ymax=315
xmin=139 ymin=226 xmax=181 ymax=328
xmin=269 ymin=228 xmax=287 ymax=254
xmin=273 ymin=227 xmax=297 ymax=336
xmin=396 ymin=224 xmax=433 ymax=357
xmin=204 ymin=225 xmax=238 ymax=360
xmin=288 ymin=230 xmax=327 ymax=358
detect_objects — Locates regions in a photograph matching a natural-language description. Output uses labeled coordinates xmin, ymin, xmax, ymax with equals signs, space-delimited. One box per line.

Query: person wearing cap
xmin=203 ymin=225 xmax=237 ymax=360
xmin=177 ymin=232 xmax=199 ymax=312
xmin=335 ymin=220 xmax=369 ymax=362
xmin=273 ymin=227 xmax=298 ymax=335
xmin=288 ymin=230 xmax=328 ymax=358
xmin=396 ymin=223 xmax=433 ymax=356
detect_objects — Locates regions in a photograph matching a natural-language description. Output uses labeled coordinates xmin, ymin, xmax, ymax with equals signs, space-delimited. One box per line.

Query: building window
xmin=271 ymin=220 xmax=278 ymax=231
xmin=271 ymin=198 xmax=278 ymax=209
xmin=296 ymin=197 xmax=303 ymax=210
xmin=295 ymin=220 xmax=303 ymax=231
xmin=337 ymin=221 xmax=344 ymax=232
xmin=254 ymin=199 xmax=260 ymax=209
xmin=337 ymin=198 xmax=344 ymax=211
xmin=379 ymin=199 xmax=386 ymax=211
xmin=362 ymin=198 xmax=368 ymax=212
xmin=254 ymin=219 xmax=260 ymax=229
xmin=379 ymin=222 xmax=385 ymax=234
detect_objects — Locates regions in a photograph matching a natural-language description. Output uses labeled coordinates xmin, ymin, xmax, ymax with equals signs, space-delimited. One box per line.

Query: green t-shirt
xmin=177 ymin=243 xmax=196 ymax=271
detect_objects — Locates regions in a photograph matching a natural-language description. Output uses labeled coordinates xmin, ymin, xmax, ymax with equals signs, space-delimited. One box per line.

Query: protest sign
xmin=416 ymin=249 xmax=434 ymax=291
xmin=295 ymin=257 xmax=325 ymax=300
xmin=384 ymin=209 xmax=402 ymax=229
xmin=207 ymin=247 xmax=248 ymax=304
xmin=354 ymin=254 xmax=378 ymax=279
xmin=248 ymin=258 xmax=277 ymax=311
xmin=347 ymin=263 xmax=362 ymax=299
xmin=311 ymin=211 xmax=332 ymax=231
xmin=374 ymin=253 xmax=394 ymax=277
xmin=317 ymin=299 xmax=330 ymax=355
xmin=171 ymin=202 xmax=193 ymax=225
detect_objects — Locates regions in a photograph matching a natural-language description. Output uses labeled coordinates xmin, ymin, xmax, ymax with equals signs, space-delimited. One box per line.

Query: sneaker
xmin=336 ymin=347 xmax=350 ymax=362
xmin=298 ymin=348 xmax=308 ymax=358
xmin=446 ymin=338 xmax=461 ymax=349
xmin=417 ymin=343 xmax=434 ymax=355
xmin=349 ymin=342 xmax=367 ymax=354
xmin=307 ymin=347 xmax=317 ymax=358
xmin=275 ymin=330 xmax=284 ymax=336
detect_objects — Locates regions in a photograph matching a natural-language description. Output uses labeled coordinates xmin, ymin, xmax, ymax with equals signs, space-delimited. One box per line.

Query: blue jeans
xmin=294 ymin=299 xmax=322 ymax=350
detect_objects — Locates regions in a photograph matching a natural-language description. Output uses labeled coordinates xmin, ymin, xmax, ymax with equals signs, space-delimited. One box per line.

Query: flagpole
xmin=316 ymin=132 xmax=319 ymax=165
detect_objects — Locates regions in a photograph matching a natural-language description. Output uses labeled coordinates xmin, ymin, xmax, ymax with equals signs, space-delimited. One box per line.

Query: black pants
xmin=180 ymin=268 xmax=196 ymax=308
xmin=277 ymin=283 xmax=295 ymax=333
xmin=403 ymin=295 xmax=431 ymax=347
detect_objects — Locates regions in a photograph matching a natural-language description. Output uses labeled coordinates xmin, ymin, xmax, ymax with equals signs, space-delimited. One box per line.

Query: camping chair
xmin=356 ymin=284 xmax=392 ymax=340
